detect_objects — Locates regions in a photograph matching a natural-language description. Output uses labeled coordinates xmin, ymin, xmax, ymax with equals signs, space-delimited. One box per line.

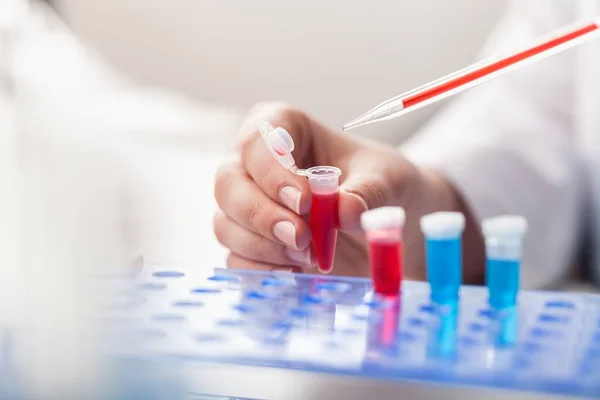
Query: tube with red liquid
xmin=257 ymin=121 xmax=343 ymax=274
xmin=366 ymin=298 xmax=401 ymax=357
xmin=360 ymin=207 xmax=406 ymax=298
xmin=306 ymin=166 xmax=342 ymax=274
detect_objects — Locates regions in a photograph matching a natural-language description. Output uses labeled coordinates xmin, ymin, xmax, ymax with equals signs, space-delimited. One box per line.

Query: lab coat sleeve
xmin=401 ymin=1 xmax=583 ymax=289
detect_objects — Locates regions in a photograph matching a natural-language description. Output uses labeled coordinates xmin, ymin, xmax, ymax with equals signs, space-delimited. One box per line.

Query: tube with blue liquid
xmin=427 ymin=302 xmax=459 ymax=360
xmin=482 ymin=216 xmax=528 ymax=310
xmin=420 ymin=212 xmax=465 ymax=303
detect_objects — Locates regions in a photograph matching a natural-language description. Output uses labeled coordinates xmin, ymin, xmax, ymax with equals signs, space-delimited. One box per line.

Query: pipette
xmin=343 ymin=17 xmax=600 ymax=130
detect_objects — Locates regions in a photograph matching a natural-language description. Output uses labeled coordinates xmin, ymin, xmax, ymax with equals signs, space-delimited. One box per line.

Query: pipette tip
xmin=342 ymin=114 xmax=373 ymax=131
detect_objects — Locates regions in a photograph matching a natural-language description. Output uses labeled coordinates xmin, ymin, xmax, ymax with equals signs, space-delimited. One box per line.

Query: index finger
xmin=238 ymin=104 xmax=313 ymax=215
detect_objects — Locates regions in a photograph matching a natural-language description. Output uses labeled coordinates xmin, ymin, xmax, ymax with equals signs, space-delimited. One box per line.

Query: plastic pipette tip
xmin=342 ymin=113 xmax=373 ymax=131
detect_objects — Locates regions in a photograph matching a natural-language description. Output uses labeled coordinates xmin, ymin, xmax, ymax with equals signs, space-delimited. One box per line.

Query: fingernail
xmin=285 ymin=248 xmax=314 ymax=267
xmin=273 ymin=221 xmax=297 ymax=248
xmin=279 ymin=186 xmax=301 ymax=214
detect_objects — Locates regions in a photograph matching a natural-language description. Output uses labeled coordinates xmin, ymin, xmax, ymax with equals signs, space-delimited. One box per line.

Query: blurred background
xmin=7 ymin=0 xmax=507 ymax=270
xmin=50 ymin=0 xmax=507 ymax=144
xmin=6 ymin=1 xmax=600 ymax=397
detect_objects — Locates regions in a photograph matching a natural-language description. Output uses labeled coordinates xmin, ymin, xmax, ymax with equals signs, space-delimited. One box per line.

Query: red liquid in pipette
xmin=368 ymin=235 xmax=402 ymax=297
xmin=310 ymin=191 xmax=339 ymax=273
xmin=403 ymin=23 xmax=599 ymax=109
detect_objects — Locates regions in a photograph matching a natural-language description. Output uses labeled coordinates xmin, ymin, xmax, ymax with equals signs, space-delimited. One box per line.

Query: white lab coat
xmin=402 ymin=0 xmax=600 ymax=289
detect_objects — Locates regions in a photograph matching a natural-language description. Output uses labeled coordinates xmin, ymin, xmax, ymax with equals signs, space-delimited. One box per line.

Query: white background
xmin=53 ymin=0 xmax=507 ymax=143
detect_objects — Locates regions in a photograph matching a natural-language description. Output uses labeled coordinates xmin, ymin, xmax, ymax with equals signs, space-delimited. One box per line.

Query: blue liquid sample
xmin=487 ymin=258 xmax=520 ymax=309
xmin=425 ymin=237 xmax=461 ymax=303
xmin=494 ymin=306 xmax=518 ymax=347
xmin=427 ymin=301 xmax=459 ymax=359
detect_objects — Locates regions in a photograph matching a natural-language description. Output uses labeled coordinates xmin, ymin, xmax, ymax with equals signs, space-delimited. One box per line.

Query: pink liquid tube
xmin=361 ymin=207 xmax=406 ymax=297
xmin=367 ymin=298 xmax=401 ymax=356
xmin=306 ymin=166 xmax=342 ymax=274
xmin=256 ymin=122 xmax=343 ymax=274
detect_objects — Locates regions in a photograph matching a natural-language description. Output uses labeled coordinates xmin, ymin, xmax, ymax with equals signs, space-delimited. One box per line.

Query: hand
xmin=213 ymin=103 xmax=478 ymax=280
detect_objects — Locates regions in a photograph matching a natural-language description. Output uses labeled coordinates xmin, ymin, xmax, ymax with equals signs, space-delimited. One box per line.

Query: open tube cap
xmin=361 ymin=207 xmax=406 ymax=232
xmin=305 ymin=166 xmax=342 ymax=195
xmin=482 ymin=215 xmax=528 ymax=239
xmin=420 ymin=212 xmax=465 ymax=239
xmin=258 ymin=120 xmax=296 ymax=171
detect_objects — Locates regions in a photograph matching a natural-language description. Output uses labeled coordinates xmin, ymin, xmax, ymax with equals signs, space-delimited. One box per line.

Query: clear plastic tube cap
xmin=258 ymin=121 xmax=294 ymax=153
xmin=420 ymin=212 xmax=465 ymax=239
xmin=482 ymin=215 xmax=528 ymax=238
xmin=361 ymin=207 xmax=406 ymax=232
xmin=258 ymin=120 xmax=296 ymax=170
xmin=270 ymin=127 xmax=295 ymax=154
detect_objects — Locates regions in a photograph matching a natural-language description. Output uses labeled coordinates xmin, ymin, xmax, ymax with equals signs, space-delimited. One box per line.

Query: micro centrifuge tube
xmin=257 ymin=121 xmax=343 ymax=274
xmin=420 ymin=212 xmax=465 ymax=303
xmin=361 ymin=207 xmax=406 ymax=297
xmin=306 ymin=166 xmax=342 ymax=274
xmin=482 ymin=215 xmax=528 ymax=310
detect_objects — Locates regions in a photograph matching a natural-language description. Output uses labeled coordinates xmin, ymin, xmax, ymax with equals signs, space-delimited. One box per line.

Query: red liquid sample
xmin=310 ymin=191 xmax=339 ymax=273
xmin=368 ymin=237 xmax=402 ymax=297
xmin=380 ymin=300 xmax=401 ymax=346
xmin=367 ymin=298 xmax=401 ymax=354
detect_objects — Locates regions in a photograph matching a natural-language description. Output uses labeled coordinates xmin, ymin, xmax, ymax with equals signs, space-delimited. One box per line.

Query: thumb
xmin=338 ymin=173 xmax=395 ymax=232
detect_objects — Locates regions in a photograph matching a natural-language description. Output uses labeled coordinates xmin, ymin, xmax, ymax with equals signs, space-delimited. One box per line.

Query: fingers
xmin=336 ymin=148 xmax=416 ymax=232
xmin=238 ymin=102 xmax=313 ymax=161
xmin=338 ymin=190 xmax=369 ymax=233
xmin=214 ymin=161 xmax=312 ymax=251
xmin=238 ymin=104 xmax=314 ymax=215
xmin=213 ymin=103 xmax=319 ymax=275
xmin=242 ymin=133 xmax=312 ymax=215
xmin=225 ymin=252 xmax=304 ymax=274
xmin=338 ymin=174 xmax=393 ymax=232
xmin=213 ymin=210 xmax=315 ymax=268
